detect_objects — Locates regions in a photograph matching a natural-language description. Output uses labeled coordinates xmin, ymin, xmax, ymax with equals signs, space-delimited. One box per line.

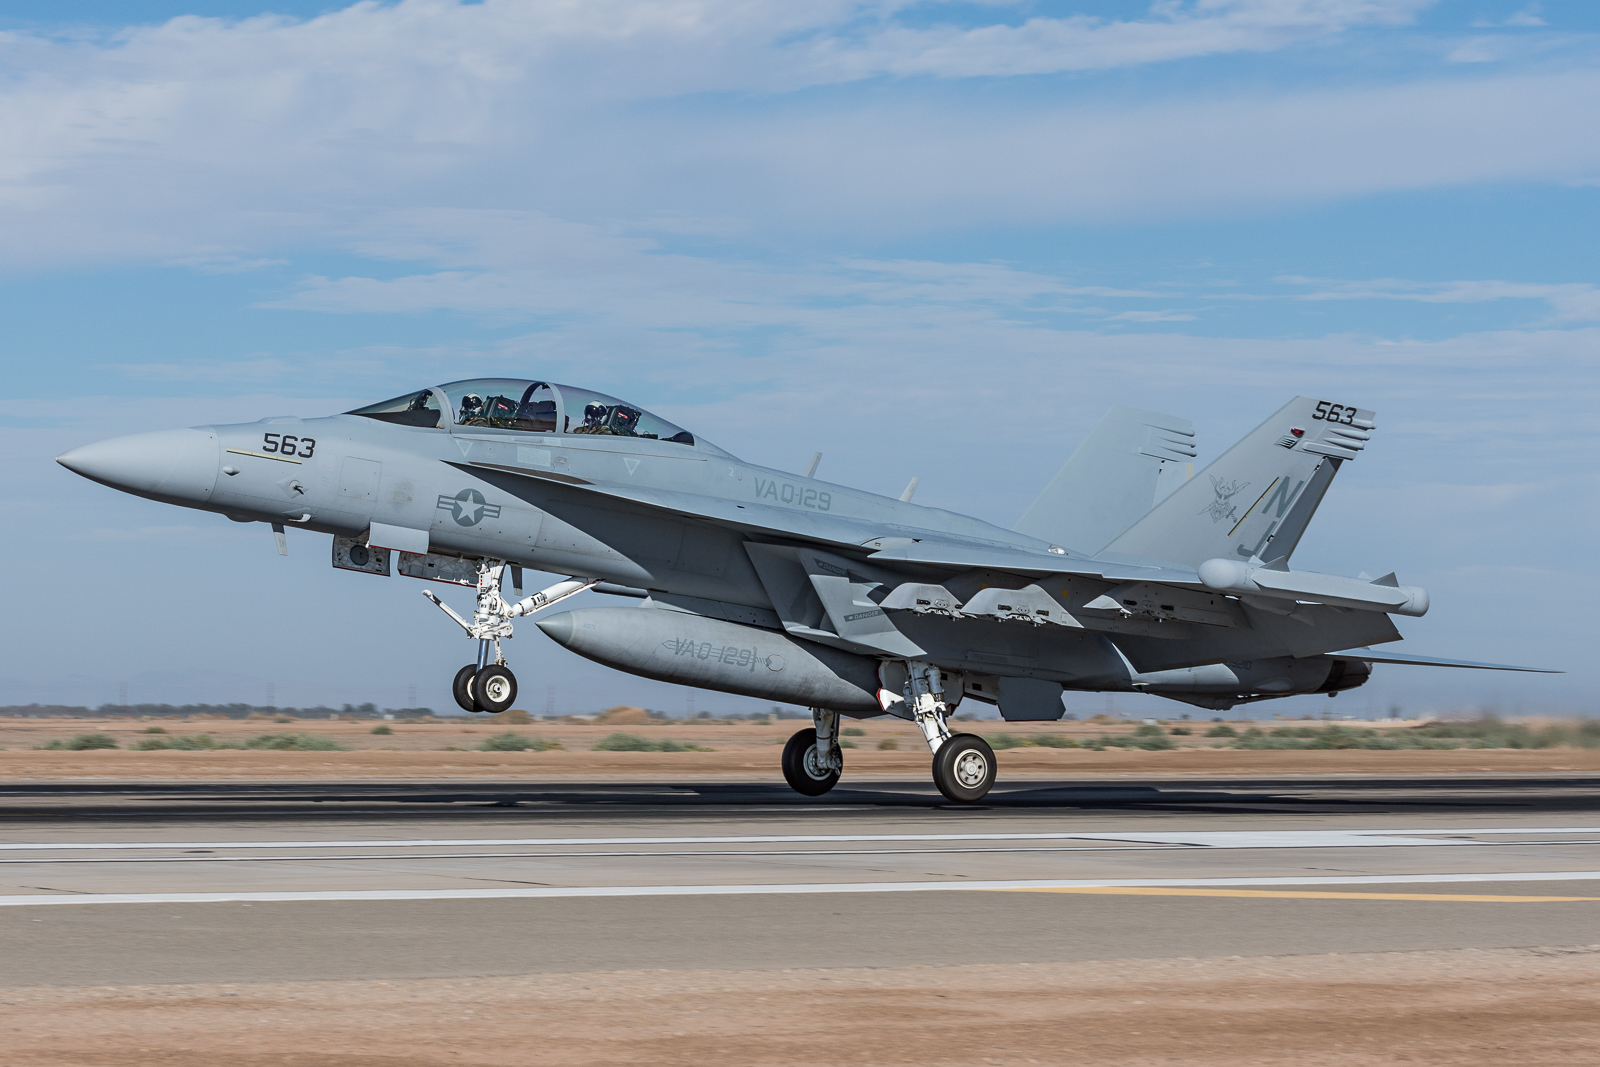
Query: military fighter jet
xmin=57 ymin=380 xmax=1554 ymax=802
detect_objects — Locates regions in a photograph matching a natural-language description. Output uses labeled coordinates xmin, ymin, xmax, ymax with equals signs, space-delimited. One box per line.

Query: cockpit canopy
xmin=347 ymin=379 xmax=697 ymax=447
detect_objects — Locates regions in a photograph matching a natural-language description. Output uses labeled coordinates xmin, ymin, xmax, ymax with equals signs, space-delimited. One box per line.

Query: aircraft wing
xmin=460 ymin=461 xmax=1074 ymax=565
xmin=460 ymin=461 xmax=1440 ymax=674
xmin=1322 ymin=649 xmax=1561 ymax=673
xmin=463 ymin=460 xmax=1207 ymax=586
xmin=861 ymin=539 xmax=1202 ymax=585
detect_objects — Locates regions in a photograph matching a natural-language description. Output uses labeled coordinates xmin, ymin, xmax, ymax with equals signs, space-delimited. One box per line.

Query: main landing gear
xmin=902 ymin=660 xmax=995 ymax=803
xmin=780 ymin=662 xmax=997 ymax=804
xmin=424 ymin=560 xmax=597 ymax=713
xmin=781 ymin=709 xmax=842 ymax=796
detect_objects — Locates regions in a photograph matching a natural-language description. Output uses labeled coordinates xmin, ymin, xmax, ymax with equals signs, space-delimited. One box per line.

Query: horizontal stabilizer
xmin=1323 ymin=650 xmax=1561 ymax=673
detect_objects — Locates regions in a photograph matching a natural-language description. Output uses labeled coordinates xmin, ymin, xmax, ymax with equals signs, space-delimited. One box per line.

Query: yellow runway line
xmin=987 ymin=887 xmax=1600 ymax=903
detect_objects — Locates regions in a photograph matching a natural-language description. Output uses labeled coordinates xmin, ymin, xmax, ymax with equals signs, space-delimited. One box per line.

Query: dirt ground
xmin=4 ymin=716 xmax=1600 ymax=779
xmin=4 ymin=944 xmax=1598 ymax=1066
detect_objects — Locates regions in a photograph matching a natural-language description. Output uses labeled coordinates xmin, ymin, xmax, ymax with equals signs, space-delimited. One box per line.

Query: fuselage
xmin=58 ymin=408 xmax=1059 ymax=613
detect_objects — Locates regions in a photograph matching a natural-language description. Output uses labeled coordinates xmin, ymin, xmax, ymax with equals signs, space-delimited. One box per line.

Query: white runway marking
xmin=3 ymin=871 xmax=1599 ymax=907
xmin=3 ymin=827 xmax=1597 ymax=852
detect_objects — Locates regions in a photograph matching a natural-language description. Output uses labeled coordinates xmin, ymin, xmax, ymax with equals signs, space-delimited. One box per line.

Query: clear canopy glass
xmin=556 ymin=385 xmax=695 ymax=444
xmin=344 ymin=387 xmax=442 ymax=428
xmin=347 ymin=379 xmax=695 ymax=447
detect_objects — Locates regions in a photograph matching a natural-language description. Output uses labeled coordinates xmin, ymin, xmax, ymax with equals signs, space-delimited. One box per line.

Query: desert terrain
xmin=4 ymin=713 xmax=1598 ymax=779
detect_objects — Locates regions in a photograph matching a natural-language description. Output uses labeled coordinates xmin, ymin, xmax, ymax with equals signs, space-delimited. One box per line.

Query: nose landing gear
xmin=426 ymin=560 xmax=596 ymax=713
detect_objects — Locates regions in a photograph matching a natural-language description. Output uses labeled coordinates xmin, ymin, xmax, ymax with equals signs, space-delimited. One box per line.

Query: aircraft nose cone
xmin=535 ymin=612 xmax=575 ymax=647
xmin=57 ymin=428 xmax=220 ymax=504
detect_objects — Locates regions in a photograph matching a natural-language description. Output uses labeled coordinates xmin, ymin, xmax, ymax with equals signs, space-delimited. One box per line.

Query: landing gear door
xmin=333 ymin=536 xmax=390 ymax=576
xmin=996 ymin=677 xmax=1066 ymax=721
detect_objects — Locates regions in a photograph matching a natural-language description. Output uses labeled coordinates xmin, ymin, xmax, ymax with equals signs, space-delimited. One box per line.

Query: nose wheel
xmin=426 ymin=561 xmax=597 ymax=714
xmin=452 ymin=664 xmax=480 ymax=713
xmin=474 ymin=665 xmax=517 ymax=713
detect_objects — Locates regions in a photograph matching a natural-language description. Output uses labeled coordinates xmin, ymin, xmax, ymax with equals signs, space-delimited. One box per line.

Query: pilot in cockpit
xmin=457 ymin=394 xmax=484 ymax=424
xmin=572 ymin=402 xmax=609 ymax=435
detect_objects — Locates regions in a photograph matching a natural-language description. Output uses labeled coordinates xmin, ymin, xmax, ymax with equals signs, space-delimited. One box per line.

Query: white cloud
xmin=1446 ymin=37 xmax=1501 ymax=63
xmin=829 ymin=0 xmax=1435 ymax=78
xmin=1281 ymin=276 xmax=1600 ymax=322
xmin=1472 ymin=6 xmax=1547 ymax=28
xmin=1108 ymin=309 xmax=1198 ymax=321
xmin=5 ymin=0 xmax=1598 ymax=266
xmin=113 ymin=358 xmax=297 ymax=382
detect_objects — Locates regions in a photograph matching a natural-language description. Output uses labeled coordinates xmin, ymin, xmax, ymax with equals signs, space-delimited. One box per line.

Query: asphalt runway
xmin=2 ymin=774 xmax=1597 ymax=986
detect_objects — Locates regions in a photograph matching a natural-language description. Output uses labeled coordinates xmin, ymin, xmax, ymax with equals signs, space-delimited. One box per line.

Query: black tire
xmin=781 ymin=728 xmax=841 ymax=797
xmin=932 ymin=733 xmax=996 ymax=803
xmin=452 ymin=664 xmax=480 ymax=713
xmin=474 ymin=664 xmax=517 ymax=713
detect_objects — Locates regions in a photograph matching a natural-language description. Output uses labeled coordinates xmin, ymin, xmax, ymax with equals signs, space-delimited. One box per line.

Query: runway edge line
xmin=5 ymin=870 xmax=1600 ymax=907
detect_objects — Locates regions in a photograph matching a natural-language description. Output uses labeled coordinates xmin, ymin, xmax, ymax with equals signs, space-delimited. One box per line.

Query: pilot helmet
xmin=459 ymin=393 xmax=483 ymax=418
xmin=583 ymin=402 xmax=607 ymax=425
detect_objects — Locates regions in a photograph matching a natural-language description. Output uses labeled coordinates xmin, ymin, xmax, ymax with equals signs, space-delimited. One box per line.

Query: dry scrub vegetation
xmin=4 ymin=714 xmax=1600 ymax=780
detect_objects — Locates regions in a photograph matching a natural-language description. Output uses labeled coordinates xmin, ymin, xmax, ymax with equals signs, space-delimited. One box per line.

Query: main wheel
xmin=932 ymin=733 xmax=996 ymax=803
xmin=781 ymin=728 xmax=841 ymax=797
xmin=452 ymin=664 xmax=480 ymax=713
xmin=475 ymin=665 xmax=518 ymax=713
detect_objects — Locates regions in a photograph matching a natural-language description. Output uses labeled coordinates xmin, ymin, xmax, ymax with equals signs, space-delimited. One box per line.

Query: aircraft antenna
xmin=803 ymin=452 xmax=822 ymax=479
xmin=900 ymin=476 xmax=920 ymax=502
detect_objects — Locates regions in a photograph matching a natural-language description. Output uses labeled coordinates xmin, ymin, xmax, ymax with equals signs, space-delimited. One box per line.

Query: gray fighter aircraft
xmin=57 ymin=380 xmax=1553 ymax=802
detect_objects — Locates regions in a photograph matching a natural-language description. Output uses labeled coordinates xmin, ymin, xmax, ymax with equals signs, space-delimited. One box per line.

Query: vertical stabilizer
xmin=1014 ymin=407 xmax=1196 ymax=554
xmin=1099 ymin=397 xmax=1373 ymax=568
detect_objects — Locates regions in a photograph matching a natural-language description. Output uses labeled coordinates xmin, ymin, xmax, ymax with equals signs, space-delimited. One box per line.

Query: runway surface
xmin=2 ymin=774 xmax=1597 ymax=985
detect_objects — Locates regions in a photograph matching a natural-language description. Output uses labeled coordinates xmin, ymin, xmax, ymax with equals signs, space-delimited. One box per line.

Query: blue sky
xmin=3 ymin=0 xmax=1597 ymax=716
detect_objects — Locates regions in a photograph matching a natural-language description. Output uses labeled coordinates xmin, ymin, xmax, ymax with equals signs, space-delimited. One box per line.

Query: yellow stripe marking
xmin=226 ymin=448 xmax=302 ymax=464
xmin=988 ymin=887 xmax=1600 ymax=903
xmin=1228 ymin=477 xmax=1279 ymax=537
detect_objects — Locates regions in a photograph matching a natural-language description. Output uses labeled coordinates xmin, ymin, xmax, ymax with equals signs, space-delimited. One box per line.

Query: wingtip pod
xmin=1196 ymin=558 xmax=1253 ymax=590
xmin=1198 ymin=558 xmax=1428 ymax=617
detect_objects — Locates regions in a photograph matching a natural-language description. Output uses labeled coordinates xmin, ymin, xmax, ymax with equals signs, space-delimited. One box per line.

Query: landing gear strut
xmin=781 ymin=708 xmax=842 ymax=796
xmin=904 ymin=661 xmax=996 ymax=803
xmin=426 ymin=560 xmax=596 ymax=713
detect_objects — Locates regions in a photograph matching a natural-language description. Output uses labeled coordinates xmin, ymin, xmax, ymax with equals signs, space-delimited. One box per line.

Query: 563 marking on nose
xmin=263 ymin=433 xmax=316 ymax=458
